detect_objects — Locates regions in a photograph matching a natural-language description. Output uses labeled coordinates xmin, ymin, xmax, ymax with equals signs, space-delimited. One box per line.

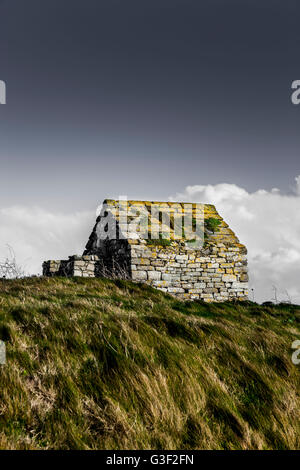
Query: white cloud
xmin=0 ymin=206 xmax=94 ymax=276
xmin=170 ymin=176 xmax=300 ymax=304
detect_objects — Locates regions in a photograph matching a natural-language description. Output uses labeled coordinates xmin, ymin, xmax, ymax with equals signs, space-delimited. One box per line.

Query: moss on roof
xmin=97 ymin=199 xmax=244 ymax=248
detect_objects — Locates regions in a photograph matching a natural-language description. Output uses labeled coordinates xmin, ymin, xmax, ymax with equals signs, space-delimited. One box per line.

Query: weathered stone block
xmin=168 ymin=287 xmax=185 ymax=293
xmin=132 ymin=271 xmax=147 ymax=280
xmin=148 ymin=271 xmax=162 ymax=281
xmin=194 ymin=283 xmax=206 ymax=288
xmin=222 ymin=274 xmax=237 ymax=282
xmin=176 ymin=255 xmax=188 ymax=261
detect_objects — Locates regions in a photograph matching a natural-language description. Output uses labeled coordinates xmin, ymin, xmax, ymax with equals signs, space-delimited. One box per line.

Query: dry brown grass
xmin=0 ymin=277 xmax=299 ymax=449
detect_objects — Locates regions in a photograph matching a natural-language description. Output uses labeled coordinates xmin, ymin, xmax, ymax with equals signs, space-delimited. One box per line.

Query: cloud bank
xmin=1 ymin=177 xmax=300 ymax=303
xmin=0 ymin=206 xmax=94 ymax=276
xmin=170 ymin=176 xmax=300 ymax=303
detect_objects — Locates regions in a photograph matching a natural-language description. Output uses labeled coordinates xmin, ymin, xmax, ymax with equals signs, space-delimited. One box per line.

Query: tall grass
xmin=0 ymin=277 xmax=299 ymax=450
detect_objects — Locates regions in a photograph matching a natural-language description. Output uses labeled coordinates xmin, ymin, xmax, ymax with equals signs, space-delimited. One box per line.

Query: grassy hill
xmin=0 ymin=277 xmax=299 ymax=450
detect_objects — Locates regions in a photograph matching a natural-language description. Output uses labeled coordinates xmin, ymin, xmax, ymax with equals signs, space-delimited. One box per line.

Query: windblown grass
xmin=0 ymin=277 xmax=299 ymax=450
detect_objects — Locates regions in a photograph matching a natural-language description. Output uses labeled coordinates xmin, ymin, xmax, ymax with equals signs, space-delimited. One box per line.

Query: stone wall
xmin=129 ymin=241 xmax=248 ymax=301
xmin=43 ymin=199 xmax=249 ymax=302
xmin=43 ymin=255 xmax=99 ymax=278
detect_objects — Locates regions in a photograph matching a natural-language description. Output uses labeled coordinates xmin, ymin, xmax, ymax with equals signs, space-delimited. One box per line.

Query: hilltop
xmin=0 ymin=277 xmax=299 ymax=450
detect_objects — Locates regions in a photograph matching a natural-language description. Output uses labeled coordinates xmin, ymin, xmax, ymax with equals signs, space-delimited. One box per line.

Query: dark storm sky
xmin=0 ymin=0 xmax=299 ymax=211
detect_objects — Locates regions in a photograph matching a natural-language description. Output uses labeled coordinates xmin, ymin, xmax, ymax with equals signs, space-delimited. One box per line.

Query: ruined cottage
xmin=43 ymin=199 xmax=248 ymax=302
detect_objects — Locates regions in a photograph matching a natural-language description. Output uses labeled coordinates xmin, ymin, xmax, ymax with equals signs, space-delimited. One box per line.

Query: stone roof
xmin=85 ymin=199 xmax=246 ymax=251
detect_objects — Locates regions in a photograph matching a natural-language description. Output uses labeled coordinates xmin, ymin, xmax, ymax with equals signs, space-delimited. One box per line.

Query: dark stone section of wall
xmin=43 ymin=260 xmax=74 ymax=277
xmin=93 ymin=239 xmax=132 ymax=279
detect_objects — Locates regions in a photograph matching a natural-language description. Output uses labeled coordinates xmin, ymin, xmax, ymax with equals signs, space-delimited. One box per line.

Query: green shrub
xmin=205 ymin=217 xmax=221 ymax=233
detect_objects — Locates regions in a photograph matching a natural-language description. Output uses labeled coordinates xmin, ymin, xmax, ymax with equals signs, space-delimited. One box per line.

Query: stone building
xmin=43 ymin=199 xmax=248 ymax=302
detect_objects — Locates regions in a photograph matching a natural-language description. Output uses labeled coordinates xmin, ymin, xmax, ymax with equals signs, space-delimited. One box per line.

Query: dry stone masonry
xmin=43 ymin=199 xmax=248 ymax=302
